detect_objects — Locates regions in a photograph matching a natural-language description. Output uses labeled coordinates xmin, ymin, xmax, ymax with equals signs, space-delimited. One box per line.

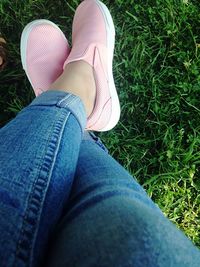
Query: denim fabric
xmin=46 ymin=139 xmax=200 ymax=267
xmin=0 ymin=90 xmax=86 ymax=267
xmin=82 ymin=131 xmax=108 ymax=153
xmin=0 ymin=90 xmax=200 ymax=267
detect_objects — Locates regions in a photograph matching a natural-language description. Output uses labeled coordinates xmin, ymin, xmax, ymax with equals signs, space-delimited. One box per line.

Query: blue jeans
xmin=0 ymin=91 xmax=199 ymax=267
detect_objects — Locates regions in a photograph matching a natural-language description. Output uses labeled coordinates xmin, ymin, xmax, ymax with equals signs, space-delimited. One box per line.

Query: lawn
xmin=0 ymin=0 xmax=200 ymax=248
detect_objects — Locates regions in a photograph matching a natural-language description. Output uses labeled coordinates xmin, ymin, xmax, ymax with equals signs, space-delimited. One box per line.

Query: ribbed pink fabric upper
xmin=26 ymin=24 xmax=70 ymax=96
xmin=64 ymin=0 xmax=112 ymax=130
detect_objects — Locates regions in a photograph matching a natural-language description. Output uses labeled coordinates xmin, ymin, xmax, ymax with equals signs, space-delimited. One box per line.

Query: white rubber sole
xmin=95 ymin=0 xmax=121 ymax=131
xmin=20 ymin=19 xmax=68 ymax=90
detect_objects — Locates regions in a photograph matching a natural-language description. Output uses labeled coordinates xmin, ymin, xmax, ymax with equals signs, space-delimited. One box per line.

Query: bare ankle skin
xmin=48 ymin=60 xmax=96 ymax=117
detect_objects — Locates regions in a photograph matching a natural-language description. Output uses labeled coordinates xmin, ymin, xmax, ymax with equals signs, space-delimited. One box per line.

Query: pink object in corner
xmin=64 ymin=0 xmax=121 ymax=132
xmin=20 ymin=19 xmax=70 ymax=97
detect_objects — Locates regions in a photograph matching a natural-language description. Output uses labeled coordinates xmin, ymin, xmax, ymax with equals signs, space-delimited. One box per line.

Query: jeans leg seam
xmin=63 ymin=97 xmax=77 ymax=108
xmin=57 ymin=94 xmax=71 ymax=106
xmin=14 ymin=110 xmax=71 ymax=266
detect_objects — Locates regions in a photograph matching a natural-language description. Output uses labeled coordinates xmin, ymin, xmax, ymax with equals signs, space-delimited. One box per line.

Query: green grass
xmin=0 ymin=0 xmax=200 ymax=247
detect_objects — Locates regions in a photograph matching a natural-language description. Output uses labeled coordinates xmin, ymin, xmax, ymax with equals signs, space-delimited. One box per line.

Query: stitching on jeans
xmin=61 ymin=96 xmax=85 ymax=133
xmin=61 ymin=97 xmax=84 ymax=132
xmin=63 ymin=97 xmax=76 ymax=108
xmin=34 ymin=112 xmax=70 ymax=264
xmin=58 ymin=94 xmax=71 ymax=106
xmin=58 ymin=94 xmax=71 ymax=105
xmin=15 ymin=111 xmax=70 ymax=265
xmin=64 ymin=97 xmax=85 ymax=133
xmin=64 ymin=97 xmax=78 ymax=108
xmin=64 ymin=96 xmax=75 ymax=106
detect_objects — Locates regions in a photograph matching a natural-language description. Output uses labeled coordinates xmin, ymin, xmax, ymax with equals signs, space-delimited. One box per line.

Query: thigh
xmin=0 ymin=91 xmax=85 ymax=267
xmin=46 ymin=137 xmax=200 ymax=267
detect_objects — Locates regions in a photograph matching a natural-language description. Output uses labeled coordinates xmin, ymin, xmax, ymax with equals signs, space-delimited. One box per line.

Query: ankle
xmin=65 ymin=61 xmax=96 ymax=117
xmin=49 ymin=60 xmax=96 ymax=117
xmin=64 ymin=61 xmax=93 ymax=86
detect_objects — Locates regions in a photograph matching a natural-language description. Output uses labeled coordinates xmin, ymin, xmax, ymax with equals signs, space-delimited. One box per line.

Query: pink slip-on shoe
xmin=64 ymin=0 xmax=121 ymax=132
xmin=20 ymin=19 xmax=70 ymax=97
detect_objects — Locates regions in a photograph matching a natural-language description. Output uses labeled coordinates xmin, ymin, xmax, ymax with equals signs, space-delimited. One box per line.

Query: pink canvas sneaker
xmin=20 ymin=19 xmax=70 ymax=97
xmin=64 ymin=0 xmax=121 ymax=132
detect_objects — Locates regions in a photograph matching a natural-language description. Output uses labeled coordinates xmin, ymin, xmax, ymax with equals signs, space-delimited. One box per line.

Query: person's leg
xmin=44 ymin=1 xmax=200 ymax=265
xmin=46 ymin=135 xmax=200 ymax=267
xmin=0 ymin=90 xmax=86 ymax=267
xmin=0 ymin=19 xmax=96 ymax=267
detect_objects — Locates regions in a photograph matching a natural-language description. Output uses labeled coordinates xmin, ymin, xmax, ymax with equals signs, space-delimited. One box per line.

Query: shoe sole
xmin=20 ymin=19 xmax=68 ymax=91
xmin=95 ymin=0 xmax=120 ymax=131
